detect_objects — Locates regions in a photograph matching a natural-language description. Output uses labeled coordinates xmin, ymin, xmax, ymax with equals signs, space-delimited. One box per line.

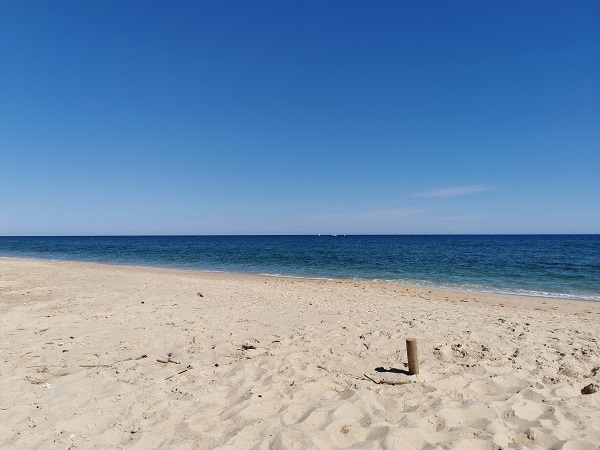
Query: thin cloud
xmin=411 ymin=184 xmax=494 ymax=198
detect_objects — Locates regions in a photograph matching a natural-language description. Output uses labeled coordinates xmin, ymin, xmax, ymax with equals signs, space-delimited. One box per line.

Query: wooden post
xmin=406 ymin=338 xmax=419 ymax=375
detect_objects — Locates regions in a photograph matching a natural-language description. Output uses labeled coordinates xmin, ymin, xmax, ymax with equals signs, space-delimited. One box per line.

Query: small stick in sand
xmin=157 ymin=358 xmax=181 ymax=364
xmin=406 ymin=338 xmax=419 ymax=375
xmin=363 ymin=374 xmax=412 ymax=386
xmin=80 ymin=364 xmax=113 ymax=368
xmin=80 ymin=355 xmax=143 ymax=369
xmin=165 ymin=364 xmax=192 ymax=380
xmin=363 ymin=373 xmax=378 ymax=384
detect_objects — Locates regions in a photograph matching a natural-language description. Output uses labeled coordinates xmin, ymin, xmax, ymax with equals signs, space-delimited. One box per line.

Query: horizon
xmin=1 ymin=1 xmax=599 ymax=235
xmin=2 ymin=233 xmax=599 ymax=237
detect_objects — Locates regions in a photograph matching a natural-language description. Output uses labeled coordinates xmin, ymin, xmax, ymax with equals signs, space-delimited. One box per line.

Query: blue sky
xmin=1 ymin=1 xmax=599 ymax=235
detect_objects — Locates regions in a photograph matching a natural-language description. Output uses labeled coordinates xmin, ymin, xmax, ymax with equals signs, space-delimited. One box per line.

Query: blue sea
xmin=0 ymin=235 xmax=598 ymax=301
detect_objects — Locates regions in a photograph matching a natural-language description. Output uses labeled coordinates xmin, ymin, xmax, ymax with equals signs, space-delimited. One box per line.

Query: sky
xmin=1 ymin=0 xmax=599 ymax=235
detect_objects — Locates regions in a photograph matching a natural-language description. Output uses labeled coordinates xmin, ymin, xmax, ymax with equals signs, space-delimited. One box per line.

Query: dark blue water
xmin=0 ymin=235 xmax=598 ymax=301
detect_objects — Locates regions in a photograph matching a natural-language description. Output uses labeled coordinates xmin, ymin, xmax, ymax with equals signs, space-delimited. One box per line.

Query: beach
xmin=1 ymin=258 xmax=599 ymax=449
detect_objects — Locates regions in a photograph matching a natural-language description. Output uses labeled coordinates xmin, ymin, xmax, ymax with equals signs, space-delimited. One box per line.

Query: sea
xmin=0 ymin=235 xmax=598 ymax=301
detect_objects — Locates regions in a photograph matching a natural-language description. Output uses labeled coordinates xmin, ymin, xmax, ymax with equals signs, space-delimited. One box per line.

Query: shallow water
xmin=0 ymin=235 xmax=598 ymax=300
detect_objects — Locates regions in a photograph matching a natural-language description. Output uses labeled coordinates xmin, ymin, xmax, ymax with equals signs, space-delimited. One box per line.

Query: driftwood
xmin=80 ymin=364 xmax=114 ymax=368
xmin=406 ymin=338 xmax=419 ymax=375
xmin=80 ymin=354 xmax=147 ymax=369
xmin=316 ymin=364 xmax=364 ymax=382
xmin=165 ymin=365 xmax=192 ymax=380
xmin=363 ymin=373 xmax=413 ymax=386
xmin=157 ymin=358 xmax=180 ymax=364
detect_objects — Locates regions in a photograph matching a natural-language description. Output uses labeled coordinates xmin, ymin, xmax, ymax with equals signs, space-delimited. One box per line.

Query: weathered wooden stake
xmin=406 ymin=338 xmax=419 ymax=375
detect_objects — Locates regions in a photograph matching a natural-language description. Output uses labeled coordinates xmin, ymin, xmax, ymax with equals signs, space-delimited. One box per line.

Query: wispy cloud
xmin=410 ymin=184 xmax=493 ymax=198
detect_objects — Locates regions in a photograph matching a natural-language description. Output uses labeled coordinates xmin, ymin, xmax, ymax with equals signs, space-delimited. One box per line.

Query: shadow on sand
xmin=374 ymin=366 xmax=410 ymax=376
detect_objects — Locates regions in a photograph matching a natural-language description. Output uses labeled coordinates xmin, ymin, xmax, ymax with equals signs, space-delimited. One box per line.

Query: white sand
xmin=1 ymin=258 xmax=599 ymax=449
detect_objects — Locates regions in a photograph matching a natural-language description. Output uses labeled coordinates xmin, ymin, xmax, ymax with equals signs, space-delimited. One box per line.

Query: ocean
xmin=0 ymin=235 xmax=598 ymax=301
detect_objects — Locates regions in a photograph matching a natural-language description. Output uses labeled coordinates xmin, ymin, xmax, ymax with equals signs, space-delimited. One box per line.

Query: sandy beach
xmin=0 ymin=258 xmax=599 ymax=449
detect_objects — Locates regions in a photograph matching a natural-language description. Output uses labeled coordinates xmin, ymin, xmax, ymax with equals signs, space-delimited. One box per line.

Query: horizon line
xmin=1 ymin=233 xmax=599 ymax=237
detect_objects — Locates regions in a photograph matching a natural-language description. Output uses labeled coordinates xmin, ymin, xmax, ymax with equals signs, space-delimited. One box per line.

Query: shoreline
xmin=1 ymin=255 xmax=598 ymax=305
xmin=1 ymin=257 xmax=599 ymax=448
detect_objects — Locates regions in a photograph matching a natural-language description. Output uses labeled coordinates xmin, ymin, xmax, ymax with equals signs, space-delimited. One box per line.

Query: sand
xmin=0 ymin=258 xmax=599 ymax=449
